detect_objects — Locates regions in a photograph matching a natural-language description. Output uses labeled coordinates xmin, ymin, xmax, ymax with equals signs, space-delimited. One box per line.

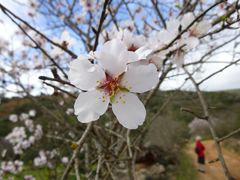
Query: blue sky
xmin=0 ymin=0 xmax=240 ymax=98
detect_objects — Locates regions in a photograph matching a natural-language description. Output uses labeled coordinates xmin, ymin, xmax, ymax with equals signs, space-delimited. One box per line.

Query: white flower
xmin=66 ymin=108 xmax=74 ymax=115
xmin=9 ymin=114 xmax=18 ymax=123
xmin=19 ymin=113 xmax=29 ymax=121
xmin=59 ymin=100 xmax=64 ymax=106
xmin=68 ymin=132 xmax=75 ymax=138
xmin=34 ymin=151 xmax=47 ymax=167
xmin=28 ymin=136 xmax=35 ymax=144
xmin=116 ymin=29 xmax=146 ymax=52
xmin=1 ymin=149 xmax=7 ymax=158
xmin=68 ymin=39 xmax=159 ymax=129
xmin=27 ymin=0 xmax=38 ymax=17
xmin=21 ymin=140 xmax=31 ymax=149
xmin=48 ymin=149 xmax=58 ymax=159
xmin=80 ymin=0 xmax=95 ymax=11
xmin=120 ymin=20 xmax=135 ymax=32
xmin=51 ymin=31 xmax=75 ymax=57
xmin=188 ymin=118 xmax=209 ymax=134
xmin=61 ymin=157 xmax=69 ymax=164
xmin=34 ymin=125 xmax=43 ymax=140
xmin=145 ymin=54 xmax=164 ymax=70
xmin=74 ymin=14 xmax=85 ymax=24
xmin=25 ymin=119 xmax=34 ymax=132
xmin=24 ymin=175 xmax=35 ymax=180
xmin=180 ymin=13 xmax=211 ymax=48
xmin=0 ymin=160 xmax=23 ymax=174
xmin=28 ymin=109 xmax=36 ymax=117
xmin=14 ymin=160 xmax=23 ymax=173
xmin=170 ymin=47 xmax=186 ymax=67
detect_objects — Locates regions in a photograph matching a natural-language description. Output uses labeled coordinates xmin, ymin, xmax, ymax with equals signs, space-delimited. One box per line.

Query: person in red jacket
xmin=195 ymin=136 xmax=205 ymax=173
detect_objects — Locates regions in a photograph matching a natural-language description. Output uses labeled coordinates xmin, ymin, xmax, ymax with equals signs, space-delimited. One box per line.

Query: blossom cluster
xmin=188 ymin=118 xmax=209 ymax=134
xmin=5 ymin=110 xmax=43 ymax=154
xmin=33 ymin=150 xmax=47 ymax=167
xmin=0 ymin=160 xmax=35 ymax=180
xmin=69 ymin=12 xmax=211 ymax=129
xmin=0 ymin=160 xmax=23 ymax=176
xmin=33 ymin=149 xmax=65 ymax=168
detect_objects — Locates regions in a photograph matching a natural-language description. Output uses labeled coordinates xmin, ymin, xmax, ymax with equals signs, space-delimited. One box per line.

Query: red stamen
xmin=98 ymin=74 xmax=121 ymax=96
xmin=128 ymin=44 xmax=138 ymax=52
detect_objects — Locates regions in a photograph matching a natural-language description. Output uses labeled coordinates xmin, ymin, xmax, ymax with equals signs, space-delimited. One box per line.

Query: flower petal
xmin=195 ymin=20 xmax=211 ymax=35
xmin=170 ymin=50 xmax=185 ymax=67
xmin=121 ymin=63 xmax=159 ymax=93
xmin=135 ymin=47 xmax=153 ymax=60
xmin=120 ymin=50 xmax=138 ymax=63
xmin=167 ymin=19 xmax=181 ymax=35
xmin=98 ymin=39 xmax=128 ymax=77
xmin=180 ymin=12 xmax=195 ymax=29
xmin=68 ymin=57 xmax=106 ymax=90
xmin=185 ymin=36 xmax=200 ymax=49
xmin=112 ymin=92 xmax=146 ymax=129
xmin=74 ymin=90 xmax=110 ymax=123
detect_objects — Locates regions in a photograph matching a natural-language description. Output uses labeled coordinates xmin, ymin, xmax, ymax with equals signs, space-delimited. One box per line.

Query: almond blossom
xmin=27 ymin=0 xmax=38 ymax=17
xmin=68 ymin=39 xmax=159 ymax=129
xmin=24 ymin=175 xmax=35 ymax=180
xmin=80 ymin=0 xmax=96 ymax=11
xmin=0 ymin=160 xmax=23 ymax=175
xmin=28 ymin=109 xmax=36 ymax=117
xmin=61 ymin=157 xmax=69 ymax=164
xmin=51 ymin=31 xmax=75 ymax=58
xmin=34 ymin=151 xmax=47 ymax=167
xmin=5 ymin=112 xmax=43 ymax=155
xmin=180 ymin=13 xmax=211 ymax=48
xmin=116 ymin=29 xmax=146 ymax=52
xmin=8 ymin=114 xmax=18 ymax=123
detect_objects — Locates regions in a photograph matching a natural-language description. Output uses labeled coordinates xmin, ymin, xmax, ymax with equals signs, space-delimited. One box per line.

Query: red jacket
xmin=195 ymin=140 xmax=205 ymax=157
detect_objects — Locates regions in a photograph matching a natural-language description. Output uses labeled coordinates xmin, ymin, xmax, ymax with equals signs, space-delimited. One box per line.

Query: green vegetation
xmin=1 ymin=90 xmax=240 ymax=179
xmin=175 ymin=150 xmax=197 ymax=180
xmin=223 ymin=138 xmax=240 ymax=155
xmin=4 ymin=166 xmax=77 ymax=180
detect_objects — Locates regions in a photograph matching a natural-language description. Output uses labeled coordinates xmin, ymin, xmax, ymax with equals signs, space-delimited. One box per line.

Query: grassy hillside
xmin=1 ymin=90 xmax=240 ymax=179
xmin=1 ymin=90 xmax=240 ymax=148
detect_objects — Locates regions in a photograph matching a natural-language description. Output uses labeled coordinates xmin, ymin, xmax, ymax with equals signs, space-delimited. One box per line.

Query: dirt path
xmin=186 ymin=140 xmax=240 ymax=180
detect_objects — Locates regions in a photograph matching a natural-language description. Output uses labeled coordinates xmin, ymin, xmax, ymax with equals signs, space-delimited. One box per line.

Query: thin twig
xmin=0 ymin=3 xmax=78 ymax=59
xmin=61 ymin=123 xmax=93 ymax=180
xmin=183 ymin=67 xmax=233 ymax=180
xmin=74 ymin=158 xmax=81 ymax=180
xmin=218 ymin=127 xmax=240 ymax=142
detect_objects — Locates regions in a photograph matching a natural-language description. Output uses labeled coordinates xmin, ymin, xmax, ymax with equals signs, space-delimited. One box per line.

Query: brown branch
xmin=0 ymin=7 xmax=68 ymax=78
xmin=153 ymin=0 xmax=226 ymax=54
xmin=93 ymin=0 xmax=111 ymax=51
xmin=43 ymin=81 xmax=76 ymax=98
xmin=123 ymin=0 xmax=140 ymax=34
xmin=39 ymin=76 xmax=75 ymax=87
xmin=181 ymin=107 xmax=208 ymax=120
xmin=183 ymin=67 xmax=234 ymax=180
xmin=150 ymin=0 xmax=166 ymax=28
xmin=212 ymin=1 xmax=240 ymax=26
xmin=197 ymin=57 xmax=240 ymax=85
xmin=60 ymin=123 xmax=93 ymax=180
xmin=218 ymin=127 xmax=240 ymax=142
xmin=208 ymin=158 xmax=220 ymax=164
xmin=0 ymin=3 xmax=78 ymax=59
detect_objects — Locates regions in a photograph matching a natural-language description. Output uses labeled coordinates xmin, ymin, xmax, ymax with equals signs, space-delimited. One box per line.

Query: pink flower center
xmin=128 ymin=44 xmax=139 ymax=52
xmin=98 ymin=74 xmax=122 ymax=97
xmin=188 ymin=29 xmax=198 ymax=37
